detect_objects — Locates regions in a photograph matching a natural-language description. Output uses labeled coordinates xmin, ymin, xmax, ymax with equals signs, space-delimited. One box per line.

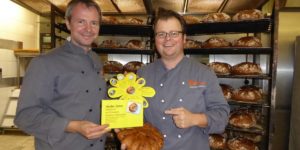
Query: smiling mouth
xmin=163 ymin=44 xmax=174 ymax=47
xmin=82 ymin=34 xmax=94 ymax=40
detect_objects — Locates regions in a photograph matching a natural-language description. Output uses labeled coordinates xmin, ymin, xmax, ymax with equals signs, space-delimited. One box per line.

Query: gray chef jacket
xmin=137 ymin=57 xmax=230 ymax=150
xmin=14 ymin=41 xmax=107 ymax=150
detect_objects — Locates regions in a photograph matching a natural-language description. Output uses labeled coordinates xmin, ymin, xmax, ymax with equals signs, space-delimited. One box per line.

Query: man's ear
xmin=66 ymin=19 xmax=71 ymax=30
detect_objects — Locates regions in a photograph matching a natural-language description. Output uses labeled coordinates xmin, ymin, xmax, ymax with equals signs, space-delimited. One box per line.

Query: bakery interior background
xmin=0 ymin=0 xmax=300 ymax=150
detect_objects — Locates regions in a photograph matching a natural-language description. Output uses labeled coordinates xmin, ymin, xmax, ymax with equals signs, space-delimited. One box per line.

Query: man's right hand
xmin=66 ymin=120 xmax=110 ymax=139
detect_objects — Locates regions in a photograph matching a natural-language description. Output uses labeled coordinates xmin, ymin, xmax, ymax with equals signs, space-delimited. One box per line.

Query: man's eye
xmin=78 ymin=20 xmax=84 ymax=24
xmin=157 ymin=33 xmax=166 ymax=37
xmin=92 ymin=21 xmax=99 ymax=26
xmin=171 ymin=32 xmax=178 ymax=36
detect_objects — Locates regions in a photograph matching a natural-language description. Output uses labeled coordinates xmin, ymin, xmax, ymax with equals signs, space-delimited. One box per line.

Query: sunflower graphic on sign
xmin=107 ymin=72 xmax=155 ymax=108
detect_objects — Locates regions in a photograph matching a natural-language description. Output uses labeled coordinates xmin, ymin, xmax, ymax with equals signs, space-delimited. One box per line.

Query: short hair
xmin=65 ymin=0 xmax=101 ymax=22
xmin=152 ymin=7 xmax=186 ymax=34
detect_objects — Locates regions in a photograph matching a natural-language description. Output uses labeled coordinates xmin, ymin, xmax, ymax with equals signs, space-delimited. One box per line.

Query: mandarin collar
xmin=157 ymin=56 xmax=188 ymax=71
xmin=88 ymin=50 xmax=102 ymax=70
xmin=65 ymin=40 xmax=89 ymax=55
xmin=64 ymin=41 xmax=101 ymax=70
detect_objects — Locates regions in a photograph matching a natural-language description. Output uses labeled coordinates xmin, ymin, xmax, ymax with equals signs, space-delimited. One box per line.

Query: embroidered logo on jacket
xmin=188 ymin=80 xmax=207 ymax=88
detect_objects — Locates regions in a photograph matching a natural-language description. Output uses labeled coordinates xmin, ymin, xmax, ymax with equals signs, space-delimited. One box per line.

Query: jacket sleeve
xmin=202 ymin=69 xmax=230 ymax=134
xmin=14 ymin=57 xmax=69 ymax=146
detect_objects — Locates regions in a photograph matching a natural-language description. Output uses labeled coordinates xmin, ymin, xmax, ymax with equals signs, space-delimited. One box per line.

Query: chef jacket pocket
xmin=54 ymin=73 xmax=83 ymax=96
xmin=179 ymin=86 xmax=206 ymax=112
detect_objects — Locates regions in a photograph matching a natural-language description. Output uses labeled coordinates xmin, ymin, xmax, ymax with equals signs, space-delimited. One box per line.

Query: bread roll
xmin=232 ymin=9 xmax=264 ymax=21
xmin=227 ymin=137 xmax=259 ymax=150
xmin=103 ymin=61 xmax=123 ymax=74
xmin=233 ymin=36 xmax=262 ymax=47
xmin=208 ymin=62 xmax=232 ymax=75
xmin=202 ymin=37 xmax=231 ymax=48
xmin=231 ymin=62 xmax=262 ymax=75
xmin=232 ymin=85 xmax=263 ymax=102
xmin=201 ymin=12 xmax=231 ymax=23
xmin=117 ymin=123 xmax=164 ymax=150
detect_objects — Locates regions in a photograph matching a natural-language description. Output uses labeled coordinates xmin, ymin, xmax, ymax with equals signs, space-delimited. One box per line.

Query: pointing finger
xmin=165 ymin=108 xmax=181 ymax=115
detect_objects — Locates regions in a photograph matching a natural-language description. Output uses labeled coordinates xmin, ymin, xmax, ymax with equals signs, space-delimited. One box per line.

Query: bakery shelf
xmin=186 ymin=19 xmax=272 ymax=35
xmin=184 ymin=47 xmax=272 ymax=55
xmin=217 ymin=74 xmax=271 ymax=79
xmin=54 ymin=23 xmax=153 ymax=37
xmin=55 ymin=19 xmax=271 ymax=36
xmin=227 ymin=99 xmax=269 ymax=107
xmin=92 ymin=48 xmax=154 ymax=55
xmin=100 ymin=24 xmax=153 ymax=36
xmin=54 ymin=23 xmax=70 ymax=34
xmin=226 ymin=125 xmax=265 ymax=135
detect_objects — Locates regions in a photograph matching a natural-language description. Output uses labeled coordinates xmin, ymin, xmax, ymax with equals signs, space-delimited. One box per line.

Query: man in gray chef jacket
xmin=14 ymin=0 xmax=110 ymax=149
xmin=136 ymin=8 xmax=230 ymax=150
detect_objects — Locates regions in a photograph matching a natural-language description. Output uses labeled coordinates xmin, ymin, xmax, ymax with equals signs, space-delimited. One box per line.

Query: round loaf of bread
xmin=201 ymin=12 xmax=231 ymax=23
xmin=120 ymin=17 xmax=144 ymax=25
xmin=117 ymin=123 xmax=164 ymax=150
xmin=229 ymin=109 xmax=257 ymax=129
xmin=102 ymin=16 xmax=119 ymax=24
xmin=220 ymin=84 xmax=234 ymax=100
xmin=183 ymin=15 xmax=201 ymax=24
xmin=232 ymin=9 xmax=264 ymax=21
xmin=233 ymin=36 xmax=262 ymax=47
xmin=125 ymin=40 xmax=144 ymax=49
xmin=202 ymin=37 xmax=231 ymax=48
xmin=227 ymin=137 xmax=259 ymax=150
xmin=232 ymin=85 xmax=263 ymax=102
xmin=99 ymin=40 xmax=121 ymax=48
xmin=103 ymin=61 xmax=123 ymax=74
xmin=184 ymin=39 xmax=202 ymax=48
xmin=233 ymin=132 xmax=262 ymax=143
xmin=231 ymin=62 xmax=262 ymax=75
xmin=208 ymin=62 xmax=232 ymax=75
xmin=209 ymin=134 xmax=227 ymax=149
xmin=123 ymin=61 xmax=144 ymax=73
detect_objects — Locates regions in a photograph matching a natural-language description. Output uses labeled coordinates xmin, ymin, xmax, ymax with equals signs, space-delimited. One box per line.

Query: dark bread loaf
xmin=232 ymin=9 xmax=264 ymax=21
xmin=231 ymin=62 xmax=262 ymax=75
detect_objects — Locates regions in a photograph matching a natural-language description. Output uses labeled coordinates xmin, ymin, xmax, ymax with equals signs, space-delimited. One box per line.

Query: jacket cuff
xmin=47 ymin=117 xmax=69 ymax=146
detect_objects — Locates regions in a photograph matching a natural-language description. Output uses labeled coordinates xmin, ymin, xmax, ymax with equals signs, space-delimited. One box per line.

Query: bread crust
xmin=231 ymin=62 xmax=262 ymax=75
xmin=117 ymin=123 xmax=164 ymax=150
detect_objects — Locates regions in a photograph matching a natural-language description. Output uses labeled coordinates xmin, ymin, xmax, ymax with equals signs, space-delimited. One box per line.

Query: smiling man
xmin=136 ymin=8 xmax=230 ymax=150
xmin=14 ymin=0 xmax=110 ymax=150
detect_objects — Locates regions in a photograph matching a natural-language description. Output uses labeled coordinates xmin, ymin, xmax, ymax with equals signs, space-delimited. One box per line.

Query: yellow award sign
xmin=101 ymin=72 xmax=155 ymax=128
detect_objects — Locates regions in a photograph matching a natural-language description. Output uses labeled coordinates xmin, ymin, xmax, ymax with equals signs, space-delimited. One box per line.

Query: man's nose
xmin=164 ymin=33 xmax=171 ymax=40
xmin=85 ymin=22 xmax=93 ymax=31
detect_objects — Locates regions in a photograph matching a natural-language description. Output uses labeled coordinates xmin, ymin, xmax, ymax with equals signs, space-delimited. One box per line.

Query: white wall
xmin=0 ymin=0 xmax=39 ymax=49
xmin=0 ymin=0 xmax=39 ymax=128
